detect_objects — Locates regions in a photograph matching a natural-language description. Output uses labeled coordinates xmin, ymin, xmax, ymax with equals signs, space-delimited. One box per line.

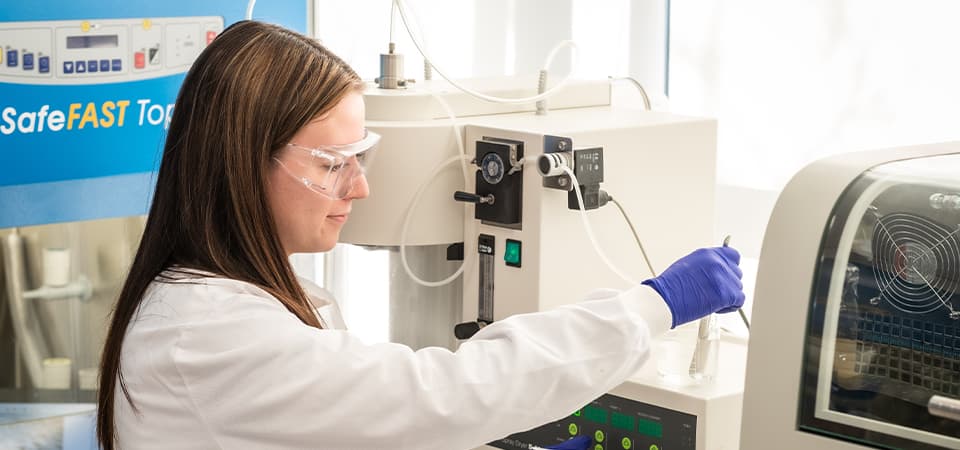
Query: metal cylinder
xmin=537 ymin=152 xmax=569 ymax=177
xmin=387 ymin=245 xmax=462 ymax=351
xmin=928 ymin=395 xmax=960 ymax=423
xmin=378 ymin=51 xmax=405 ymax=89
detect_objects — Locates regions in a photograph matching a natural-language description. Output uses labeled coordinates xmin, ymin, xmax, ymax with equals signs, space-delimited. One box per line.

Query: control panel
xmin=0 ymin=16 xmax=222 ymax=84
xmin=490 ymin=394 xmax=697 ymax=450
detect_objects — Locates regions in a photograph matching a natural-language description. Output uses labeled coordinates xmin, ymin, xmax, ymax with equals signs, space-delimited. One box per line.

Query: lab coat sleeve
xmin=170 ymin=284 xmax=671 ymax=450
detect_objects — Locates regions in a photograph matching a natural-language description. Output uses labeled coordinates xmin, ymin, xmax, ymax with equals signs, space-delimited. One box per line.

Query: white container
xmin=42 ymin=247 xmax=71 ymax=287
xmin=41 ymin=357 xmax=72 ymax=389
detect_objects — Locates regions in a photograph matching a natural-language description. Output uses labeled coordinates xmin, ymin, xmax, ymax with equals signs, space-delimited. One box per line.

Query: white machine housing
xmin=343 ymin=77 xmax=747 ymax=450
xmin=741 ymin=143 xmax=960 ymax=449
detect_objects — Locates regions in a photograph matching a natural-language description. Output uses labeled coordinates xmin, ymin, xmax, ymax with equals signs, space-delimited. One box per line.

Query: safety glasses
xmin=273 ymin=130 xmax=380 ymax=200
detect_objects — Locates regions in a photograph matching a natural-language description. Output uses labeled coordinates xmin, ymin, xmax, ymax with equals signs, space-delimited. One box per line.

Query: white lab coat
xmin=115 ymin=269 xmax=671 ymax=450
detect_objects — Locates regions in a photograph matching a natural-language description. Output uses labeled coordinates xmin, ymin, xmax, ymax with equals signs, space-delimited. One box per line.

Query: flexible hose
xmin=393 ymin=0 xmax=580 ymax=105
xmin=399 ymin=155 xmax=474 ymax=287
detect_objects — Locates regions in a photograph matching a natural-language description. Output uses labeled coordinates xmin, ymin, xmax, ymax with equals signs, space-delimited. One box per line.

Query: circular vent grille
xmin=872 ymin=213 xmax=960 ymax=315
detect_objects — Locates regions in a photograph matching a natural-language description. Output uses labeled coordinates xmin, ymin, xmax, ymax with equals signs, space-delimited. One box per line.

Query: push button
xmin=6 ymin=49 xmax=17 ymax=67
xmin=99 ymin=59 xmax=110 ymax=72
xmin=87 ymin=59 xmax=98 ymax=72
xmin=111 ymin=58 xmax=122 ymax=71
xmin=134 ymin=51 xmax=145 ymax=69
xmin=504 ymin=239 xmax=522 ymax=267
xmin=38 ymin=56 xmax=49 ymax=73
xmin=22 ymin=53 xmax=33 ymax=70
xmin=75 ymin=60 xmax=86 ymax=73
xmin=206 ymin=30 xmax=217 ymax=45
xmin=63 ymin=61 xmax=74 ymax=74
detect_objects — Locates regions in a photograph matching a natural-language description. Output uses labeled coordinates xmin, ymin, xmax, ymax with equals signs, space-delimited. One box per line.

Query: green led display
xmin=611 ymin=412 xmax=635 ymax=431
xmin=584 ymin=406 xmax=608 ymax=424
xmin=637 ymin=419 xmax=662 ymax=439
xmin=504 ymin=239 xmax=521 ymax=267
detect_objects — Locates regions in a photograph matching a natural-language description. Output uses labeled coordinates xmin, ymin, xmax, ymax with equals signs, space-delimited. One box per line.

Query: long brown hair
xmin=97 ymin=21 xmax=364 ymax=449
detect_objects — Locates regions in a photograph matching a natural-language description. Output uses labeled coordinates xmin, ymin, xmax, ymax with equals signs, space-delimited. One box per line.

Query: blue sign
xmin=0 ymin=0 xmax=308 ymax=227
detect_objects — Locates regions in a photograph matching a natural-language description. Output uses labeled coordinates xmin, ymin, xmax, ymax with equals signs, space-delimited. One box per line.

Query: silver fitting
xmin=537 ymin=152 xmax=570 ymax=177
xmin=377 ymin=43 xmax=405 ymax=89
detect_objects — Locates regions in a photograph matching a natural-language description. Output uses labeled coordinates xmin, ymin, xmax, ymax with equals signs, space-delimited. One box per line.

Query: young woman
xmin=97 ymin=21 xmax=744 ymax=450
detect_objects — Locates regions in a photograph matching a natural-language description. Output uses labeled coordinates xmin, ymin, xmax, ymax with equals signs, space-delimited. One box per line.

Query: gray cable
xmin=609 ymin=197 xmax=657 ymax=278
xmin=738 ymin=308 xmax=751 ymax=330
xmin=609 ymin=76 xmax=652 ymax=111
xmin=611 ymin=199 xmax=752 ymax=333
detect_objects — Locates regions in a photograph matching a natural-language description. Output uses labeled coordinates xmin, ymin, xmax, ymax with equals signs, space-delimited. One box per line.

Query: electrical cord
xmin=393 ymin=0 xmax=580 ymax=105
xmin=562 ymin=167 xmax=637 ymax=286
xmin=608 ymin=196 xmax=657 ymax=278
xmin=606 ymin=194 xmax=751 ymax=332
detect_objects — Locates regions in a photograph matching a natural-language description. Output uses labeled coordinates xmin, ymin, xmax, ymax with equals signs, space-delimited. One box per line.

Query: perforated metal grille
xmin=854 ymin=310 xmax=960 ymax=396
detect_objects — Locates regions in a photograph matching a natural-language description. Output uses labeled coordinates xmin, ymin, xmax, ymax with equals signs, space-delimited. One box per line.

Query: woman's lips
xmin=327 ymin=214 xmax=349 ymax=223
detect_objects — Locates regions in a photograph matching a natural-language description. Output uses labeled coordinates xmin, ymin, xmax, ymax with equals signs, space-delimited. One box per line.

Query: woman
xmin=97 ymin=21 xmax=744 ymax=450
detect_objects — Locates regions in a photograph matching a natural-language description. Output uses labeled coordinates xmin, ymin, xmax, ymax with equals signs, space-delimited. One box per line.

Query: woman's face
xmin=267 ymin=92 xmax=370 ymax=254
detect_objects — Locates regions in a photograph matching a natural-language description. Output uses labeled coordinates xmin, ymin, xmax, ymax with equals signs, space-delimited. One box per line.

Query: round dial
xmin=480 ymin=152 xmax=505 ymax=185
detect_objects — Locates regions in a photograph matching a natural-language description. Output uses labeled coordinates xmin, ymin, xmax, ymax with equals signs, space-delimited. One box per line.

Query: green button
xmin=621 ymin=437 xmax=632 ymax=449
xmin=594 ymin=430 xmax=605 ymax=443
xmin=504 ymin=239 xmax=521 ymax=267
xmin=573 ymin=409 xmax=582 ymax=417
xmin=649 ymin=445 xmax=659 ymax=450
xmin=594 ymin=445 xmax=603 ymax=450
xmin=568 ymin=423 xmax=578 ymax=436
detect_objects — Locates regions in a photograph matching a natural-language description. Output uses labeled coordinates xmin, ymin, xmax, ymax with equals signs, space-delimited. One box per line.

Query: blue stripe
xmin=0 ymin=172 xmax=155 ymax=227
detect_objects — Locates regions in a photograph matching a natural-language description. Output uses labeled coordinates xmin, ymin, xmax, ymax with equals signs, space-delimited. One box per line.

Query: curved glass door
xmin=800 ymin=154 xmax=960 ymax=449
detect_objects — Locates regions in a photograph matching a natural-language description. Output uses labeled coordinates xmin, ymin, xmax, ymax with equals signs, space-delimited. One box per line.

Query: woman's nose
xmin=347 ymin=173 xmax=370 ymax=200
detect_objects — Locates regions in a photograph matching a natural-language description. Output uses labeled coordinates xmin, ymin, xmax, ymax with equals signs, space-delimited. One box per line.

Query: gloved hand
xmin=642 ymin=246 xmax=745 ymax=328
xmin=545 ymin=436 xmax=592 ymax=450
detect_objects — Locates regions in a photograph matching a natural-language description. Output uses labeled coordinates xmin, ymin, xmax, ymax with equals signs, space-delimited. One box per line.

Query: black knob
xmin=454 ymin=321 xmax=482 ymax=340
xmin=454 ymin=191 xmax=481 ymax=203
xmin=454 ymin=191 xmax=495 ymax=205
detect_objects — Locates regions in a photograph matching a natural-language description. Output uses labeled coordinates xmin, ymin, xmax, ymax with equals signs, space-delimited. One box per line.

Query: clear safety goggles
xmin=273 ymin=130 xmax=380 ymax=200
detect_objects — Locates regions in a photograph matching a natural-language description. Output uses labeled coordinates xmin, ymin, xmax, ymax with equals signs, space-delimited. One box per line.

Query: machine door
xmin=800 ymin=155 xmax=960 ymax=449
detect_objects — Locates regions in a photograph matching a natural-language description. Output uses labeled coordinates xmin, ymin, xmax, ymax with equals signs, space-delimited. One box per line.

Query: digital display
xmin=611 ymin=412 xmax=635 ymax=431
xmin=66 ymin=35 xmax=119 ymax=49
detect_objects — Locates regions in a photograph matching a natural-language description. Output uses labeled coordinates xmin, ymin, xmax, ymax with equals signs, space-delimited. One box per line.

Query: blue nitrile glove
xmin=545 ymin=436 xmax=592 ymax=450
xmin=642 ymin=246 xmax=745 ymax=328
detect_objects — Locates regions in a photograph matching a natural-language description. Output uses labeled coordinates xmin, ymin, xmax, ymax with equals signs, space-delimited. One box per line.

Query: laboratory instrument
xmin=340 ymin=75 xmax=747 ymax=450
xmin=741 ymin=144 xmax=960 ymax=449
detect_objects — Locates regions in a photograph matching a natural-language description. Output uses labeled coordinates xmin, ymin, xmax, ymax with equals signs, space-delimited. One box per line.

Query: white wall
xmin=671 ymin=0 xmax=960 ymax=257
